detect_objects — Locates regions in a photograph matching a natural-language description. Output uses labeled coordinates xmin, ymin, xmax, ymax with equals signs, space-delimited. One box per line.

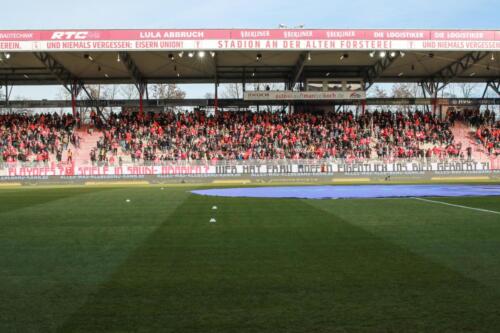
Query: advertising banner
xmin=244 ymin=91 xmax=367 ymax=101
xmin=0 ymin=159 xmax=497 ymax=179
xmin=0 ymin=29 xmax=499 ymax=51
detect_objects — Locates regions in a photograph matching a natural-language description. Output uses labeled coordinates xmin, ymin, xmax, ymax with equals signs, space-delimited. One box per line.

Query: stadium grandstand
xmin=1 ymin=26 xmax=500 ymax=333
xmin=0 ymin=28 xmax=499 ymax=180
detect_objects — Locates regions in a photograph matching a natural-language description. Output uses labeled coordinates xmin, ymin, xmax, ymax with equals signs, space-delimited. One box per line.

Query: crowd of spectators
xmin=91 ymin=109 xmax=460 ymax=164
xmin=454 ymin=108 xmax=499 ymax=156
xmin=0 ymin=113 xmax=78 ymax=163
xmin=372 ymin=110 xmax=458 ymax=160
xmin=2 ymin=108 xmax=496 ymax=165
xmin=476 ymin=122 xmax=500 ymax=156
xmin=461 ymin=108 xmax=497 ymax=127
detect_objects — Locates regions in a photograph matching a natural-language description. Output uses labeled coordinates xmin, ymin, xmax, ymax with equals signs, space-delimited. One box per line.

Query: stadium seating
xmin=0 ymin=113 xmax=78 ymax=163
xmin=89 ymin=110 xmax=487 ymax=163
xmin=1 ymin=110 xmax=498 ymax=165
xmin=475 ymin=124 xmax=500 ymax=156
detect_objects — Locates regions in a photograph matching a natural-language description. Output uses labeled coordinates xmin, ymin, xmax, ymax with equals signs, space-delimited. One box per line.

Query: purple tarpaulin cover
xmin=192 ymin=185 xmax=500 ymax=200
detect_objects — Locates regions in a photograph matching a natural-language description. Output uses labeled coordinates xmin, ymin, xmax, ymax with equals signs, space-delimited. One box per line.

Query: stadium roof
xmin=0 ymin=29 xmax=499 ymax=86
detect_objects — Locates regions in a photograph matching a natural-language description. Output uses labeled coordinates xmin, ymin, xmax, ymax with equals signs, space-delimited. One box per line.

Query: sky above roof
xmin=2 ymin=0 xmax=498 ymax=30
xmin=1 ymin=0 xmax=498 ymax=99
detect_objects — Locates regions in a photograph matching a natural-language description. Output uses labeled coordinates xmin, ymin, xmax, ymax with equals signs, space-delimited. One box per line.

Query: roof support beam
xmin=289 ymin=52 xmax=308 ymax=89
xmin=213 ymin=53 xmax=219 ymax=112
xmin=1 ymin=81 xmax=13 ymax=112
xmin=80 ymin=85 xmax=109 ymax=121
xmin=33 ymin=52 xmax=109 ymax=120
xmin=421 ymin=51 xmax=490 ymax=96
xmin=33 ymin=52 xmax=84 ymax=94
xmin=2 ymin=81 xmax=13 ymax=102
xmin=242 ymin=67 xmax=246 ymax=92
xmin=118 ymin=51 xmax=148 ymax=113
xmin=420 ymin=80 xmax=443 ymax=98
xmin=118 ymin=52 xmax=145 ymax=90
xmin=212 ymin=51 xmax=219 ymax=79
xmin=482 ymin=79 xmax=500 ymax=97
xmin=364 ymin=53 xmax=401 ymax=90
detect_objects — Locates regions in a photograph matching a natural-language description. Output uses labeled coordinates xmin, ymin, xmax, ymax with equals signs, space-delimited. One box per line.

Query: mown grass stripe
xmin=58 ymin=194 xmax=500 ymax=332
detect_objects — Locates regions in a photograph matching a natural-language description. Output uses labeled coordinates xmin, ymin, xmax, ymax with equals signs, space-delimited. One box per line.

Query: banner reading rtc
xmin=244 ymin=91 xmax=367 ymax=101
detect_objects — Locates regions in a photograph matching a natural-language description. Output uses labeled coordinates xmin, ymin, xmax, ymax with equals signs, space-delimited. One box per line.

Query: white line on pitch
xmin=412 ymin=197 xmax=500 ymax=215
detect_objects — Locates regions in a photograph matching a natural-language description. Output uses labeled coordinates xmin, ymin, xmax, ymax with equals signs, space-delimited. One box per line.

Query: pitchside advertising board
xmin=0 ymin=29 xmax=500 ymax=51
xmin=244 ymin=91 xmax=367 ymax=101
xmin=1 ymin=160 xmax=498 ymax=179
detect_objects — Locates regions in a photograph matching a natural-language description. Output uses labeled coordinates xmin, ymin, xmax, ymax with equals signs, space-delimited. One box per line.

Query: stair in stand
xmin=450 ymin=121 xmax=487 ymax=161
xmin=69 ymin=127 xmax=102 ymax=165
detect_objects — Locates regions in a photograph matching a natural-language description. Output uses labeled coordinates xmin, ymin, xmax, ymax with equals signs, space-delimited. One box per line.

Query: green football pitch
xmin=0 ymin=185 xmax=499 ymax=332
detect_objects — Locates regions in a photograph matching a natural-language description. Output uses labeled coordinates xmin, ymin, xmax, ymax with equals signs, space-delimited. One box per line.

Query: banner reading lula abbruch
xmin=0 ymin=159 xmax=498 ymax=179
xmin=0 ymin=29 xmax=499 ymax=51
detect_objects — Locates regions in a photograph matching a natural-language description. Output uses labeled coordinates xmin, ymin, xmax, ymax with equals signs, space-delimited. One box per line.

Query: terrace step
xmin=450 ymin=121 xmax=487 ymax=161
